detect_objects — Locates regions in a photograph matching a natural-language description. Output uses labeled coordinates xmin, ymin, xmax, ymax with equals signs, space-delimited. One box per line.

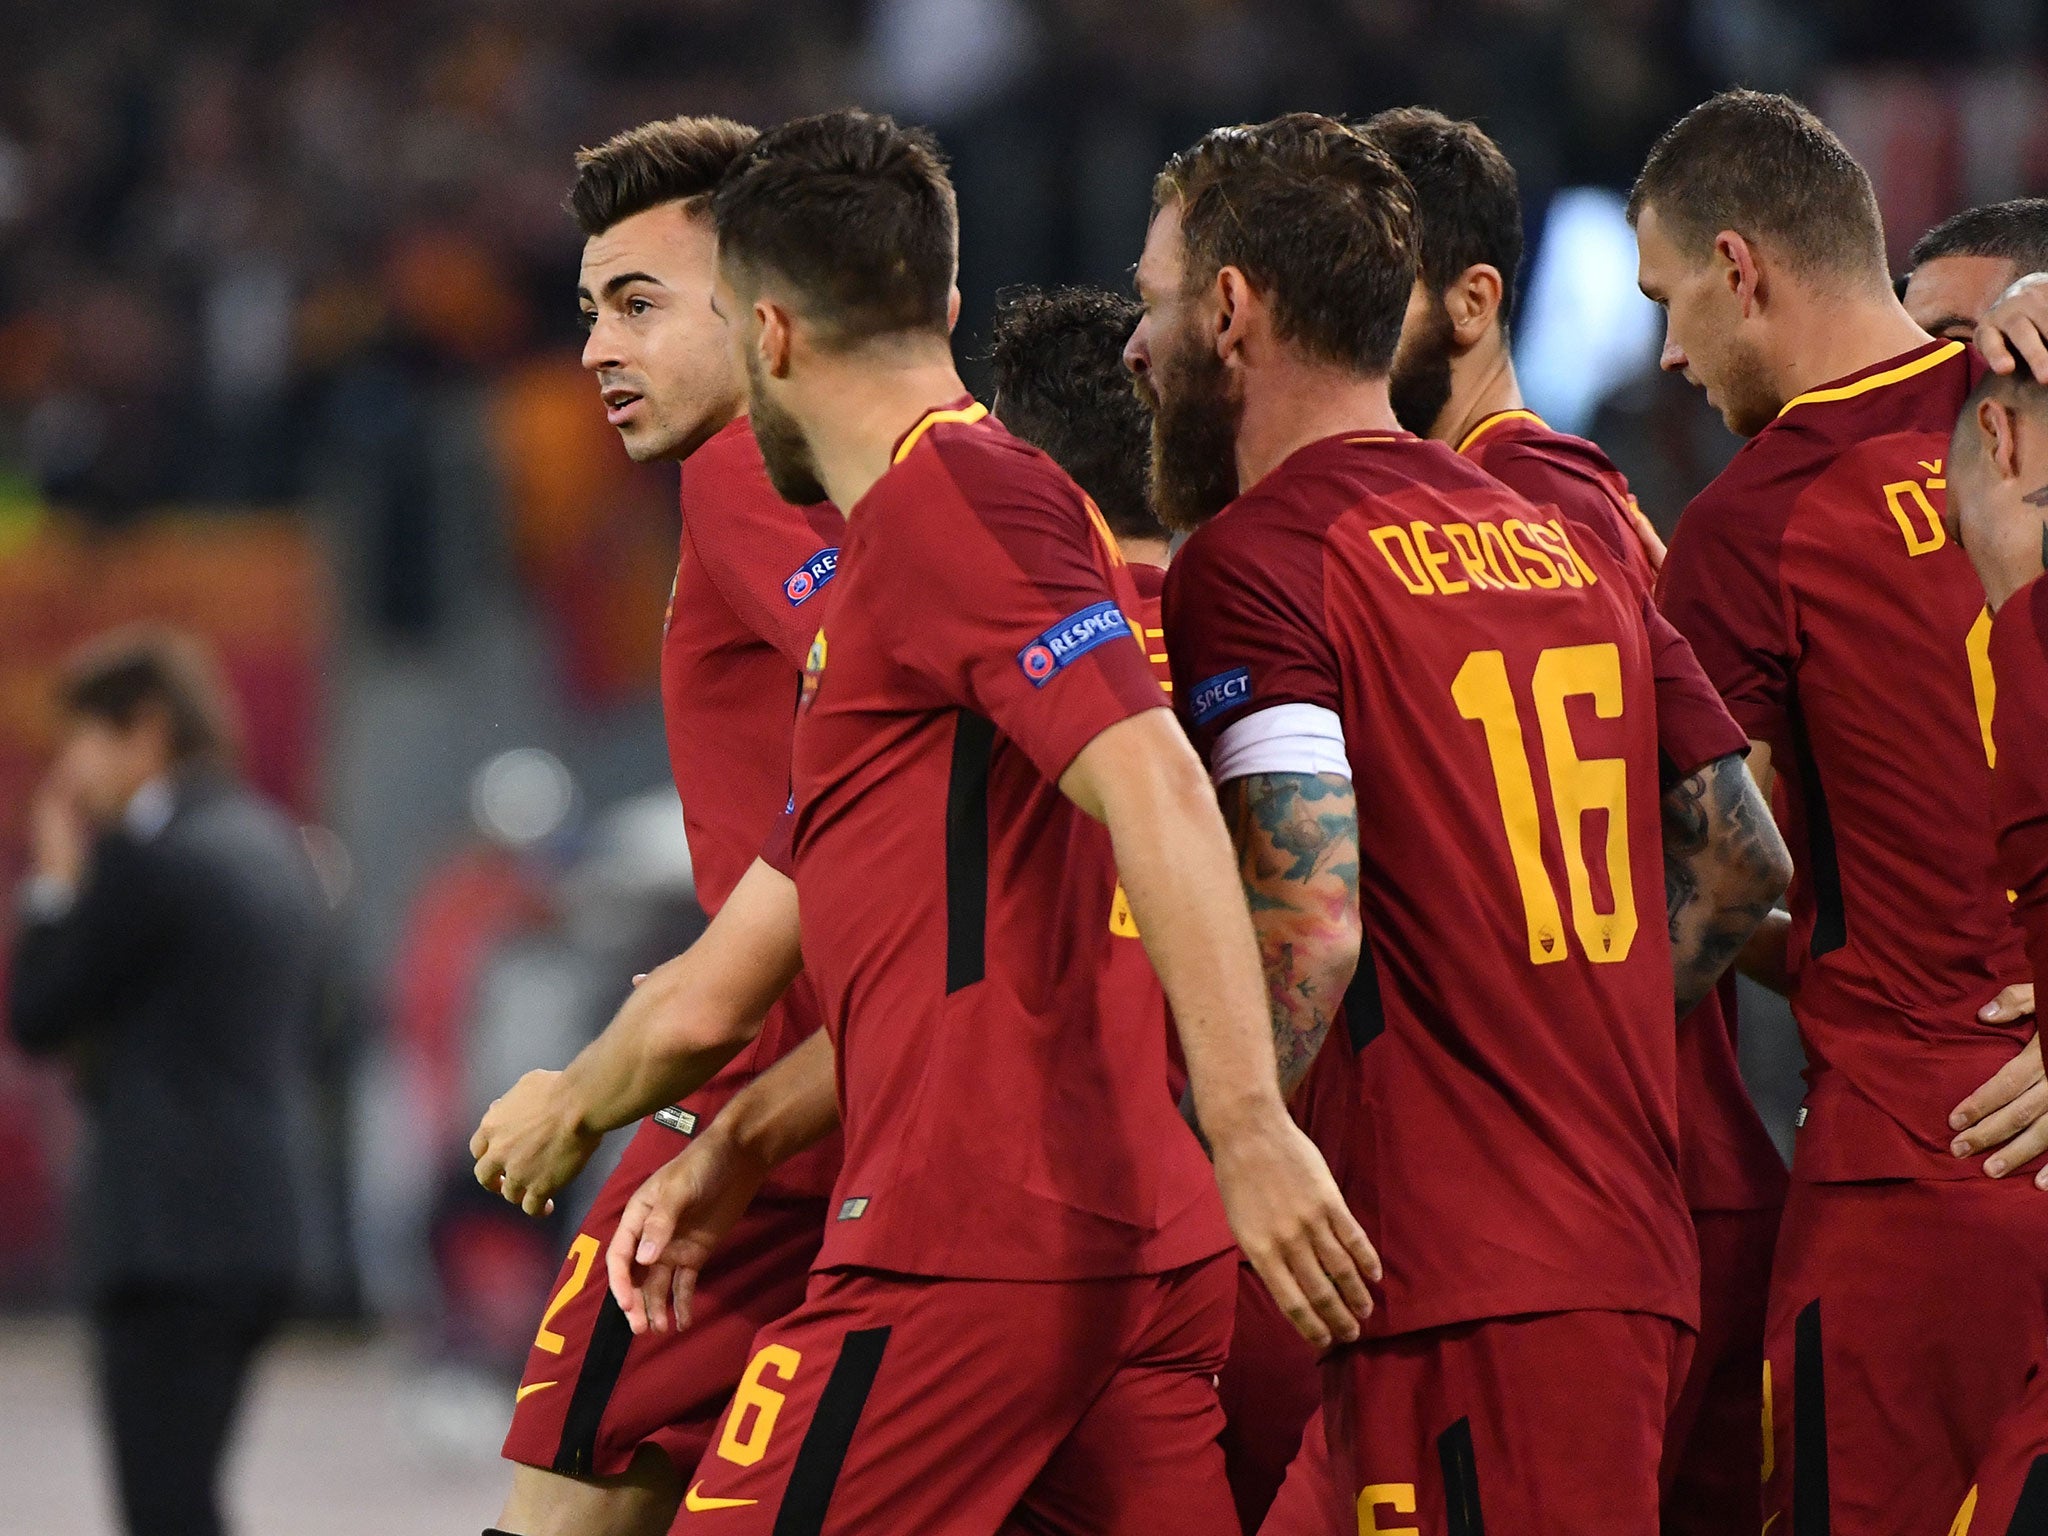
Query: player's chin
xmin=616 ymin=422 xmax=678 ymax=464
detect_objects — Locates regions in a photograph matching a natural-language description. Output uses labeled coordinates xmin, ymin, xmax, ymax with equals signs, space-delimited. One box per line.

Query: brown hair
xmin=1627 ymin=90 xmax=1888 ymax=286
xmin=1363 ymin=107 xmax=1523 ymax=329
xmin=61 ymin=627 xmax=240 ymax=768
xmin=1154 ymin=113 xmax=1417 ymax=376
xmin=711 ymin=109 xmax=956 ymax=345
xmin=567 ymin=116 xmax=760 ymax=237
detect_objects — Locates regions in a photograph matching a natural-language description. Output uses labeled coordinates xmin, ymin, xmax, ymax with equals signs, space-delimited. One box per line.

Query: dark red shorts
xmin=1763 ymin=1178 xmax=2048 ymax=1536
xmin=501 ymin=1120 xmax=826 ymax=1479
xmin=1325 ymin=1310 xmax=1689 ymax=1535
xmin=672 ymin=1256 xmax=1239 ymax=1535
xmin=1216 ymin=1259 xmax=1321 ymax=1533
xmin=1661 ymin=1203 xmax=1780 ymax=1536
xmin=1257 ymin=1405 xmax=1343 ymax=1536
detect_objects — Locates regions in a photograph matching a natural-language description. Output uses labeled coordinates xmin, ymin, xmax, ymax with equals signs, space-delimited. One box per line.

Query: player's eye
xmin=627 ymin=297 xmax=654 ymax=317
xmin=577 ymin=308 xmax=597 ymax=331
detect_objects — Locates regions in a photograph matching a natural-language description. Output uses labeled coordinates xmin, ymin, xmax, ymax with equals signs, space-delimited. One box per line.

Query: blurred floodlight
xmin=1514 ymin=187 xmax=1661 ymax=436
xmin=469 ymin=748 xmax=576 ymax=850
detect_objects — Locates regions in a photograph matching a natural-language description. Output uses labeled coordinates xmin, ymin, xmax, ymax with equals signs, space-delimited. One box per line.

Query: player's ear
xmin=1214 ymin=265 xmax=1255 ymax=362
xmin=1446 ymin=264 xmax=1503 ymax=344
xmin=946 ymin=285 xmax=962 ymax=334
xmin=1985 ymin=398 xmax=2022 ymax=482
xmin=757 ymin=300 xmax=794 ymax=379
xmin=1717 ymin=231 xmax=1762 ymax=315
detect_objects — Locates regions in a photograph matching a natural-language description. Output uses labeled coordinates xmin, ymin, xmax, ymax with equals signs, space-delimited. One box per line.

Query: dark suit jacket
xmin=9 ymin=770 xmax=325 ymax=1297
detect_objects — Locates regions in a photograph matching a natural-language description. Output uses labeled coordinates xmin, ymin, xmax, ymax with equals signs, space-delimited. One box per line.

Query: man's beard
xmin=745 ymin=349 xmax=828 ymax=505
xmin=1712 ymin=332 xmax=1783 ymax=440
xmin=1389 ymin=299 xmax=1456 ymax=436
xmin=1145 ymin=328 xmax=1243 ymax=532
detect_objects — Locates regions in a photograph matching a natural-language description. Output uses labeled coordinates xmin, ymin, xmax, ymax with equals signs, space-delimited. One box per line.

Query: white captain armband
xmin=1210 ymin=703 xmax=1351 ymax=786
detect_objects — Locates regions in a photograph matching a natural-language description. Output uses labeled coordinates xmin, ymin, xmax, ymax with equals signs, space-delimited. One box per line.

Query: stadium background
xmin=0 ymin=0 xmax=2041 ymax=1529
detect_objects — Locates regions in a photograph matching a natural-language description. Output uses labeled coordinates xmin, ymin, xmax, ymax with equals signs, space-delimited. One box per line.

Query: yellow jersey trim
xmin=893 ymin=402 xmax=989 ymax=464
xmin=1455 ymin=409 xmax=1545 ymax=455
xmin=1776 ymin=341 xmax=1963 ymax=419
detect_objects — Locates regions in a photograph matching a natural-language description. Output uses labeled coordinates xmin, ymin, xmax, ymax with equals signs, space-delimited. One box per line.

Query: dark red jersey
xmin=660 ymin=418 xmax=844 ymax=1200
xmin=1658 ymin=340 xmax=2028 ymax=1182
xmin=1458 ymin=408 xmax=1655 ymax=589
xmin=1462 ymin=408 xmax=1785 ymax=1212
xmin=786 ymin=401 xmax=1231 ymax=1282
xmin=1165 ymin=430 xmax=1713 ymax=1336
xmin=1991 ymin=575 xmax=2048 ymax=991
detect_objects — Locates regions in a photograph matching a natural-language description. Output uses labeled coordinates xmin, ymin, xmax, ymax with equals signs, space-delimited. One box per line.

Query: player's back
xmin=1458 ymin=408 xmax=1655 ymax=588
xmin=1167 ymin=431 xmax=1697 ymax=1339
xmin=1659 ymin=339 xmax=2028 ymax=1179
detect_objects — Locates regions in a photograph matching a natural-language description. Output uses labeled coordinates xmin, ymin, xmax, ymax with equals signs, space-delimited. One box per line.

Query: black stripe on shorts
xmin=2007 ymin=1454 xmax=2048 ymax=1535
xmin=772 ymin=1326 xmax=892 ymax=1536
xmin=551 ymin=1291 xmax=635 ymax=1477
xmin=1437 ymin=1415 xmax=1486 ymax=1536
xmin=1794 ymin=1299 xmax=1830 ymax=1535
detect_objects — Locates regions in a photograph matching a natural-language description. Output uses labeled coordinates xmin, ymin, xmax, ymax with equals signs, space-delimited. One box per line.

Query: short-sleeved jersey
xmin=661 ymin=418 xmax=844 ymax=1200
xmin=1166 ymin=430 xmax=1703 ymax=1337
xmin=788 ymin=401 xmax=1232 ymax=1282
xmin=1461 ymin=408 xmax=1785 ymax=1212
xmin=1658 ymin=340 xmax=2028 ymax=1182
xmin=1991 ymin=576 xmax=2048 ymax=993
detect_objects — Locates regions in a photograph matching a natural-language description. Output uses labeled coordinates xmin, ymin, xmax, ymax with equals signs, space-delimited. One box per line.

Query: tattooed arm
xmin=1216 ymin=772 xmax=1364 ymax=1099
xmin=1663 ymin=751 xmax=1793 ymax=1017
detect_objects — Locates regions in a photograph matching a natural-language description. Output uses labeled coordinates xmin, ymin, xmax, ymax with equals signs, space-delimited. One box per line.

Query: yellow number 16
xmin=1452 ymin=642 xmax=1638 ymax=966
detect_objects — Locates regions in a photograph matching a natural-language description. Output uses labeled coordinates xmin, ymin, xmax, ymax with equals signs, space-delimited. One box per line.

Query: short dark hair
xmin=990 ymin=287 xmax=1159 ymax=543
xmin=567 ymin=116 xmax=759 ymax=238
xmin=712 ymin=109 xmax=956 ymax=345
xmin=61 ymin=627 xmax=238 ymax=768
xmin=1627 ymin=89 xmax=1888 ymax=286
xmin=1911 ymin=199 xmax=2048 ymax=276
xmin=1155 ymin=112 xmax=1416 ymax=375
xmin=1363 ymin=107 xmax=1523 ymax=328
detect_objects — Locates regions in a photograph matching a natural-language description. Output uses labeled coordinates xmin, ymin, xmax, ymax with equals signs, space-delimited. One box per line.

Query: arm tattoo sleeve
xmin=1663 ymin=752 xmax=1792 ymax=1019
xmin=1217 ymin=771 xmax=1363 ymax=1098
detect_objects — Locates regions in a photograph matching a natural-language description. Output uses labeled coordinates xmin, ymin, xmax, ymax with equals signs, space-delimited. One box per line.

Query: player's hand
xmin=1627 ymin=501 xmax=1667 ymax=578
xmin=1976 ymin=273 xmax=2048 ymax=383
xmin=1209 ymin=1113 xmax=1380 ymax=1351
xmin=1950 ymin=1023 xmax=2048 ymax=1185
xmin=469 ymin=1069 xmax=598 ymax=1217
xmin=607 ymin=1123 xmax=770 ymax=1335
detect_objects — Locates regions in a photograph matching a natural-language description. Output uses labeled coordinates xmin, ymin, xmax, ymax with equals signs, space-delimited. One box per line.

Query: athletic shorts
xmin=501 ymin=1119 xmax=826 ymax=1479
xmin=1662 ymin=1203 xmax=1781 ymax=1536
xmin=1256 ymin=1405 xmax=1343 ymax=1536
xmin=1764 ymin=1178 xmax=2048 ymax=1536
xmin=1949 ymin=1344 xmax=2048 ymax=1535
xmin=1326 ymin=1310 xmax=1690 ymax=1535
xmin=672 ymin=1255 xmax=1239 ymax=1535
xmin=1217 ymin=1259 xmax=1322 ymax=1534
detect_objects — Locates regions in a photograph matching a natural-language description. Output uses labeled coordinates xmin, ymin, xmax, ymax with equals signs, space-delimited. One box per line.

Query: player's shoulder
xmin=1994 ymin=574 xmax=2048 ymax=675
xmin=1470 ymin=415 xmax=1630 ymax=490
xmin=898 ymin=404 xmax=1088 ymax=522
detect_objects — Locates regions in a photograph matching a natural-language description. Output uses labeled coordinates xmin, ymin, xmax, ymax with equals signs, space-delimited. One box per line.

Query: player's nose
xmin=1659 ymin=333 xmax=1688 ymax=374
xmin=582 ymin=322 xmax=621 ymax=374
xmin=1122 ymin=321 xmax=1150 ymax=380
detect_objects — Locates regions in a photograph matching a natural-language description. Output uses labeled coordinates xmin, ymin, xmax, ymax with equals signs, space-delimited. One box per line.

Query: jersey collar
xmin=1454 ymin=408 xmax=1546 ymax=455
xmin=1775 ymin=339 xmax=1964 ymax=420
xmin=891 ymin=398 xmax=988 ymax=464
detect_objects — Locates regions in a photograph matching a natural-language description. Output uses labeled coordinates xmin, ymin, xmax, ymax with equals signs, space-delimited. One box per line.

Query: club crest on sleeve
xmin=1016 ymin=600 xmax=1132 ymax=689
xmin=783 ymin=548 xmax=839 ymax=606
xmin=1189 ymin=667 xmax=1253 ymax=725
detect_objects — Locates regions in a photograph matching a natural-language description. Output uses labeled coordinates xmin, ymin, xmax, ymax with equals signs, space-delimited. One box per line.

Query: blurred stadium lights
xmin=1516 ymin=188 xmax=1662 ymax=438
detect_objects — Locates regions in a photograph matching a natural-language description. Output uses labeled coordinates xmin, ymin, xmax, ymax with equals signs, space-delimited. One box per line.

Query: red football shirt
xmin=1658 ymin=340 xmax=2028 ymax=1182
xmin=1166 ymin=430 xmax=1713 ymax=1337
xmin=1991 ymin=577 xmax=2048 ymax=993
xmin=787 ymin=401 xmax=1232 ymax=1281
xmin=1461 ymin=408 xmax=1785 ymax=1212
xmin=661 ymin=417 xmax=844 ymax=1199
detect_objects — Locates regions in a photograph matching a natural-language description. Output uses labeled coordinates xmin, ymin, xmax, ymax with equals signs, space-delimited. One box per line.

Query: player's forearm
xmin=1077 ymin=725 xmax=1296 ymax=1135
xmin=1663 ymin=753 xmax=1793 ymax=1016
xmin=1219 ymin=773 xmax=1363 ymax=1099
xmin=705 ymin=1027 xmax=840 ymax=1169
xmin=558 ymin=857 xmax=804 ymax=1135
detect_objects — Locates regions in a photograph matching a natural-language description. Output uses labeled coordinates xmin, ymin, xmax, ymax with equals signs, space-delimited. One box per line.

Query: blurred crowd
xmin=1 ymin=0 xmax=2046 ymax=1368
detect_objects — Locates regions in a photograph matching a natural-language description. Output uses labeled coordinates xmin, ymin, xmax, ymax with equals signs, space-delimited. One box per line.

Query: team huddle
xmin=463 ymin=90 xmax=2048 ymax=1536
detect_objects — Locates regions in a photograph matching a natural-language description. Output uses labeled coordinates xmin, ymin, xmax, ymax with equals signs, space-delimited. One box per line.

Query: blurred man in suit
xmin=9 ymin=628 xmax=325 ymax=1536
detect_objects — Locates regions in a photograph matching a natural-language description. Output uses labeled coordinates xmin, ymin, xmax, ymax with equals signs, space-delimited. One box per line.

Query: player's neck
xmin=1118 ymin=535 xmax=1171 ymax=568
xmin=1771 ymin=290 xmax=1934 ymax=406
xmin=1432 ymin=338 xmax=1523 ymax=450
xmin=1235 ymin=364 xmax=1401 ymax=491
xmin=801 ymin=352 xmax=970 ymax=515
